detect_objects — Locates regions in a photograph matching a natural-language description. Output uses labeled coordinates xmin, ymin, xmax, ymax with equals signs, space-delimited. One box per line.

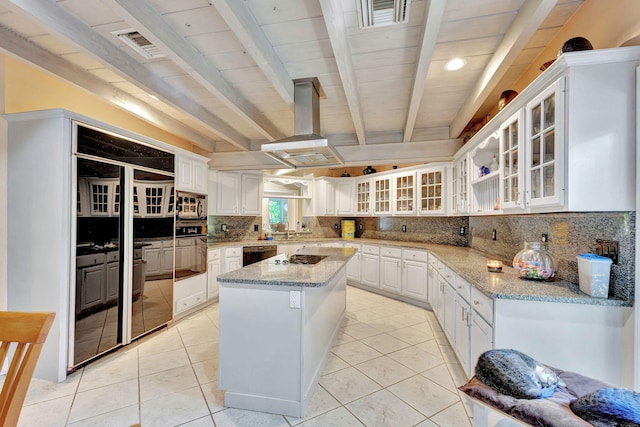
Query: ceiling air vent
xmin=112 ymin=29 xmax=166 ymax=59
xmin=357 ymin=0 xmax=411 ymax=29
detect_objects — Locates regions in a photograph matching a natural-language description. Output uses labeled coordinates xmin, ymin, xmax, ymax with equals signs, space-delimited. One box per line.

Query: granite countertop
xmin=217 ymin=246 xmax=356 ymax=288
xmin=209 ymin=238 xmax=630 ymax=307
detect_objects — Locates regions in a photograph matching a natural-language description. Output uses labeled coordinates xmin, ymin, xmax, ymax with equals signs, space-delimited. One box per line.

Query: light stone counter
xmin=209 ymin=238 xmax=629 ymax=307
xmin=216 ymin=246 xmax=356 ymax=287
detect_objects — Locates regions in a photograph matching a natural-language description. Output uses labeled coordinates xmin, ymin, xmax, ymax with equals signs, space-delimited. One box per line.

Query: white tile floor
xmin=17 ymin=286 xmax=477 ymax=427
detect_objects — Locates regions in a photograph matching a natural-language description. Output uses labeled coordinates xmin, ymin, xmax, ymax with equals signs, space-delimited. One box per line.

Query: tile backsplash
xmin=468 ymin=212 xmax=635 ymax=302
xmin=207 ymin=211 xmax=635 ymax=303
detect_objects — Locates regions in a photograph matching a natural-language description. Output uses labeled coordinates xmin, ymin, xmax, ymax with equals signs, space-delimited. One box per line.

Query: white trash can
xmin=576 ymin=253 xmax=612 ymax=298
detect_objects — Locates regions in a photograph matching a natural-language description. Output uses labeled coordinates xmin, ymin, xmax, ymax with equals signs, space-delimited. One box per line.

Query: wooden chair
xmin=0 ymin=311 xmax=55 ymax=427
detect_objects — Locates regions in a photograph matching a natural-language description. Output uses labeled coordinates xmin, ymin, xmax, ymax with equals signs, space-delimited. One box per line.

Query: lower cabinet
xmin=402 ymin=249 xmax=428 ymax=300
xmin=429 ymin=261 xmax=494 ymax=377
xmin=105 ymin=252 xmax=119 ymax=303
xmin=380 ymin=246 xmax=402 ymax=293
xmin=174 ymin=277 xmax=207 ymax=316
xmin=222 ymin=246 xmax=242 ymax=273
xmin=207 ymin=249 xmax=221 ymax=300
xmin=360 ymin=244 xmax=380 ymax=288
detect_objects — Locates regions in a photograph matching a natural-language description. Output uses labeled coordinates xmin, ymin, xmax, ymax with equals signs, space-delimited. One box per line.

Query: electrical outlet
xmin=541 ymin=233 xmax=548 ymax=242
xmin=358 ymin=223 xmax=363 ymax=230
xmin=221 ymin=224 xmax=227 ymax=232
xmin=460 ymin=226 xmax=466 ymax=236
xmin=334 ymin=223 xmax=339 ymax=230
xmin=289 ymin=291 xmax=301 ymax=309
xmin=595 ymin=239 xmax=619 ymax=265
xmin=254 ymin=224 xmax=259 ymax=232
xmin=492 ymin=229 xmax=497 ymax=240
xmin=402 ymin=225 xmax=407 ymax=233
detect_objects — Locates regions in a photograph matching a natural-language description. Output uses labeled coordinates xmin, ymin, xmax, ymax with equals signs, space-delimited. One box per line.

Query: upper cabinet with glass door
xmin=372 ymin=175 xmax=392 ymax=215
xmin=525 ymin=80 xmax=564 ymax=209
xmin=355 ymin=177 xmax=372 ymax=216
xmin=451 ymin=153 xmax=469 ymax=215
xmin=393 ymin=171 xmax=416 ymax=215
xmin=418 ymin=166 xmax=447 ymax=215
xmin=499 ymin=111 xmax=523 ymax=211
xmin=463 ymin=47 xmax=640 ymax=214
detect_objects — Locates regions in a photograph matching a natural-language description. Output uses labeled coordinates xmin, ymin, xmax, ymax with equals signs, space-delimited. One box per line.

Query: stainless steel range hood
xmin=262 ymin=78 xmax=344 ymax=168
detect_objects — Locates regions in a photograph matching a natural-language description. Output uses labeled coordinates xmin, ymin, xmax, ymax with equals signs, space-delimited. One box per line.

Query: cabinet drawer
xmin=455 ymin=277 xmax=471 ymax=303
xmin=428 ymin=253 xmax=439 ymax=267
xmin=403 ymin=249 xmax=428 ymax=262
xmin=162 ymin=240 xmax=174 ymax=248
xmin=380 ymin=246 xmax=402 ymax=258
xmin=361 ymin=244 xmax=380 ymax=255
xmin=175 ymin=291 xmax=206 ymax=314
xmin=471 ymin=287 xmax=494 ymax=324
xmin=176 ymin=238 xmax=195 ymax=247
xmin=76 ymin=253 xmax=106 ymax=267
xmin=442 ymin=264 xmax=455 ymax=284
xmin=106 ymin=251 xmax=119 ymax=263
xmin=225 ymin=246 xmax=242 ymax=257
xmin=208 ymin=248 xmax=220 ymax=261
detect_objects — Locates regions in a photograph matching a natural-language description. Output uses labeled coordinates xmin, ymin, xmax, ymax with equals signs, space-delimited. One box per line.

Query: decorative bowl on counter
xmin=512 ymin=242 xmax=557 ymax=281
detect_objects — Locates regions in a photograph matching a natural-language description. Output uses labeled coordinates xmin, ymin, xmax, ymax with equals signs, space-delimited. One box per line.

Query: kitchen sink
xmin=288 ymin=254 xmax=327 ymax=265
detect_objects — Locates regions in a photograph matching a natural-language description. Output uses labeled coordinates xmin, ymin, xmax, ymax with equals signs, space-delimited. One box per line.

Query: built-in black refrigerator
xmin=73 ymin=124 xmax=175 ymax=368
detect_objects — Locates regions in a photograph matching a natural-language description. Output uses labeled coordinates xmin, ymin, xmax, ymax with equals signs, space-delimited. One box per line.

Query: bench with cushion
xmin=459 ymin=349 xmax=640 ymax=427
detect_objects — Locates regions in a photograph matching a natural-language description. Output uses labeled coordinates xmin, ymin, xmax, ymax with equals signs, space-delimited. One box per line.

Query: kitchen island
xmin=216 ymin=246 xmax=356 ymax=417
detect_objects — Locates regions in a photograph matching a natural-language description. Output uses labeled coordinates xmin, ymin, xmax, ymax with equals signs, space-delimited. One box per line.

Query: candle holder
xmin=487 ymin=260 xmax=503 ymax=273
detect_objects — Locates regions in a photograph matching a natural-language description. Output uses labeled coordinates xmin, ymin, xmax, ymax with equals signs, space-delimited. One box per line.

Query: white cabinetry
xmin=314 ymin=178 xmax=335 ymax=216
xmin=524 ymin=80 xmax=564 ymax=209
xmin=176 ymin=154 xmax=207 ymax=194
xmin=393 ymin=171 xmax=416 ymax=215
xmin=417 ymin=166 xmax=447 ymax=215
xmin=469 ymin=133 xmax=500 ymax=213
xmin=499 ymin=111 xmax=523 ymax=210
xmin=468 ymin=47 xmax=639 ymax=214
xmin=402 ymin=249 xmax=428 ymax=300
xmin=451 ymin=153 xmax=469 ymax=214
xmin=355 ymin=178 xmax=372 ymax=215
xmin=372 ymin=176 xmax=392 ymax=215
xmin=207 ymin=249 xmax=221 ymax=300
xmin=360 ymin=244 xmax=380 ymax=288
xmin=241 ymin=173 xmax=263 ymax=215
xmin=380 ymin=246 xmax=402 ymax=293
xmin=215 ymin=171 xmax=262 ymax=215
xmin=335 ymin=180 xmax=355 ymax=216
xmin=222 ymin=246 xmax=242 ymax=273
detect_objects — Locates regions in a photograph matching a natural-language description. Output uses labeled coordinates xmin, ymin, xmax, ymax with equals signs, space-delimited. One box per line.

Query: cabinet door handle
xmin=473 ymin=300 xmax=480 ymax=305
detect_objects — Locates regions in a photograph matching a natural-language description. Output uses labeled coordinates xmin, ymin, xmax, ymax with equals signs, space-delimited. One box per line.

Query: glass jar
xmin=512 ymin=242 xmax=557 ymax=281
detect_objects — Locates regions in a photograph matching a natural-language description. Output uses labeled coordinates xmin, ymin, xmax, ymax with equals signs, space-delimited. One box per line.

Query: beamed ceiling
xmin=0 ymin=0 xmax=586 ymax=171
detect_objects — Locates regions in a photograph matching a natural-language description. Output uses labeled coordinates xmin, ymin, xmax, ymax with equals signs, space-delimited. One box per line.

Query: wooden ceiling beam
xmin=211 ymin=0 xmax=294 ymax=106
xmin=110 ymin=0 xmax=286 ymax=143
xmin=450 ymin=0 xmax=558 ymax=138
xmin=403 ymin=0 xmax=446 ymax=142
xmin=10 ymin=0 xmax=251 ymax=151
xmin=319 ymin=0 xmax=367 ymax=145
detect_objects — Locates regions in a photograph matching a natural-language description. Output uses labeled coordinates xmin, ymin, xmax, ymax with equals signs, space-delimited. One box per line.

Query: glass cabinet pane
xmin=544 ymin=95 xmax=555 ymax=127
xmin=544 ymin=131 xmax=555 ymax=162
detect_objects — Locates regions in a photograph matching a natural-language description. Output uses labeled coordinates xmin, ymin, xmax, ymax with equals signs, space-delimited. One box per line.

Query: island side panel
xmin=302 ymin=269 xmax=347 ymax=412
xmin=493 ymin=299 xmax=628 ymax=386
xmin=218 ymin=283 xmax=304 ymax=416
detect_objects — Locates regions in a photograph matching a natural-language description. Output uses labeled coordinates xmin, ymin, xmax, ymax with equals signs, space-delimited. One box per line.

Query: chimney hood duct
xmin=262 ymin=78 xmax=344 ymax=168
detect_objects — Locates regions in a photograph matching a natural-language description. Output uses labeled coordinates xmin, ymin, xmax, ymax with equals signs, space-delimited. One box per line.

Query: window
xmin=262 ymin=197 xmax=303 ymax=231
xmin=268 ymin=198 xmax=288 ymax=225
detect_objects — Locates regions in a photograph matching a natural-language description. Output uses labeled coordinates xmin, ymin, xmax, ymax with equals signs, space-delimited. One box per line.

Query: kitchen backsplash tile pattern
xmin=468 ymin=212 xmax=635 ymax=302
xmin=207 ymin=212 xmax=634 ymax=303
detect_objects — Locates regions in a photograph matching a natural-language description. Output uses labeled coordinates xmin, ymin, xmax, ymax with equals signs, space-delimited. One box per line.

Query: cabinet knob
xmin=473 ymin=300 xmax=480 ymax=305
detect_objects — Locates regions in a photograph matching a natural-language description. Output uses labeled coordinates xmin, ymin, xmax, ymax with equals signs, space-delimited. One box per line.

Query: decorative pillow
xmin=570 ymin=387 xmax=640 ymax=427
xmin=475 ymin=349 xmax=560 ymax=399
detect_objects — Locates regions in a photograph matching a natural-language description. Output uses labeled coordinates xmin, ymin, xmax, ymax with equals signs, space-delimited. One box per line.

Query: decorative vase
xmin=512 ymin=242 xmax=557 ymax=281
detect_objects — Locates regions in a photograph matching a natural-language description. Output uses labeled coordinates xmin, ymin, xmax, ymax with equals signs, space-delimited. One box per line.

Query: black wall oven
xmin=175 ymin=191 xmax=208 ymax=281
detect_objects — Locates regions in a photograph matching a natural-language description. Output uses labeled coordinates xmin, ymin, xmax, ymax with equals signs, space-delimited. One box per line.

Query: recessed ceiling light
xmin=445 ymin=58 xmax=466 ymax=71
